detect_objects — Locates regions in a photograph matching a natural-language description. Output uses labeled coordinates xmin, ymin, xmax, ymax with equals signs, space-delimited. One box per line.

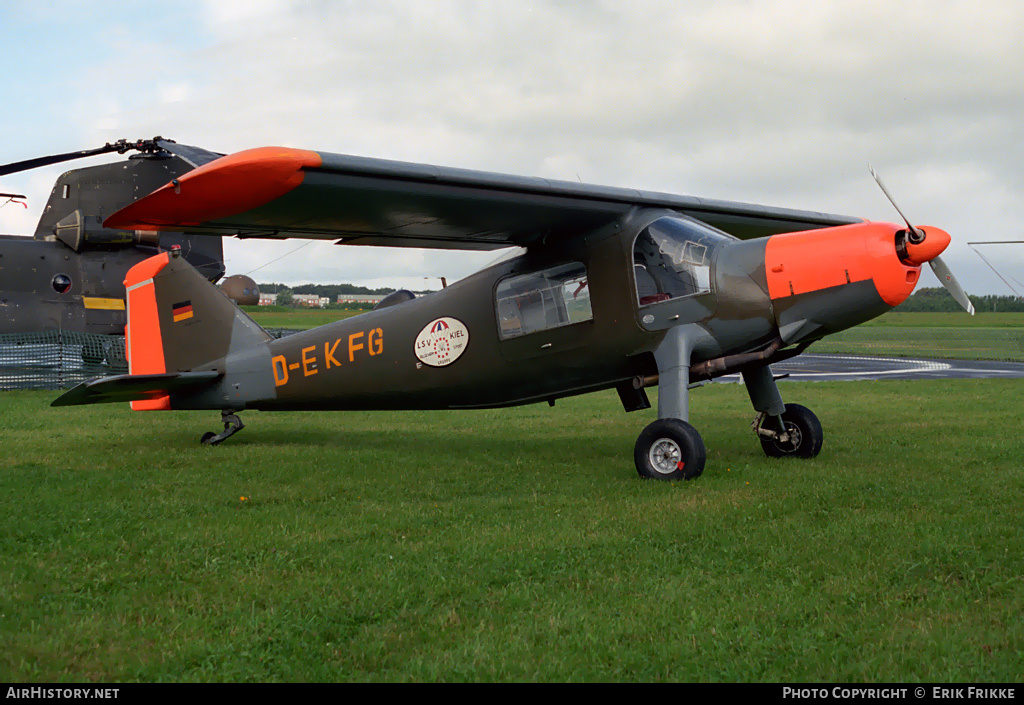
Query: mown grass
xmin=2 ymin=380 xmax=1023 ymax=682
xmin=242 ymin=306 xmax=363 ymax=330
xmin=814 ymin=313 xmax=1024 ymax=362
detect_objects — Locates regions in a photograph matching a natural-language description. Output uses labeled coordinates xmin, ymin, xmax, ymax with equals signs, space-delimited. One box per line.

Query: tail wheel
xmin=760 ymin=403 xmax=823 ymax=459
xmin=634 ymin=418 xmax=706 ymax=481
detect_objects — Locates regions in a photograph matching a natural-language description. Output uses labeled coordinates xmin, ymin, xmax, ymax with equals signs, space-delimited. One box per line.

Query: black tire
xmin=634 ymin=418 xmax=706 ymax=480
xmin=759 ymin=403 xmax=823 ymax=459
xmin=200 ymin=431 xmax=218 ymax=445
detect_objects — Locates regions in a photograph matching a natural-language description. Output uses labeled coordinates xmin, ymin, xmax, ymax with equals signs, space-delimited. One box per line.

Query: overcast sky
xmin=2 ymin=0 xmax=1022 ymax=295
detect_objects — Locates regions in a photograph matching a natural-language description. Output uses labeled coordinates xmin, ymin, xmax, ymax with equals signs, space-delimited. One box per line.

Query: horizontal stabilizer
xmin=51 ymin=371 xmax=222 ymax=407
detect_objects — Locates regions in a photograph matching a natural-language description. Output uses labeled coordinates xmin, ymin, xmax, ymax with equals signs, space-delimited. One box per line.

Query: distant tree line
xmin=895 ymin=287 xmax=1024 ymax=313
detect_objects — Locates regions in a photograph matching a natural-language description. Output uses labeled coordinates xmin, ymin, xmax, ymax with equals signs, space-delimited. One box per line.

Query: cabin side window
xmin=496 ymin=262 xmax=593 ymax=339
xmin=633 ymin=216 xmax=732 ymax=306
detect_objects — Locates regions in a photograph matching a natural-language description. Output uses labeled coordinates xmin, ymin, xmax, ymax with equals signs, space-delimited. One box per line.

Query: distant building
xmin=258 ymin=292 xmax=278 ymax=306
xmin=293 ymin=293 xmax=326 ymax=308
xmin=337 ymin=294 xmax=385 ymax=305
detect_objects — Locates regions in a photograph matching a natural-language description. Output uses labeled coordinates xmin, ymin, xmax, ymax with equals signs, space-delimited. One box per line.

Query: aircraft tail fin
xmin=120 ymin=248 xmax=271 ymax=410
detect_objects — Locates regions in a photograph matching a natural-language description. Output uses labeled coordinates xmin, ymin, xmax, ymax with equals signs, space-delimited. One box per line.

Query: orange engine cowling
xmin=764 ymin=221 xmax=950 ymax=308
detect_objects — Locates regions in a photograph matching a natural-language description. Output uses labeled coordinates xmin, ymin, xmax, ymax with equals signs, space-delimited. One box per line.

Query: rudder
xmin=123 ymin=248 xmax=271 ymax=410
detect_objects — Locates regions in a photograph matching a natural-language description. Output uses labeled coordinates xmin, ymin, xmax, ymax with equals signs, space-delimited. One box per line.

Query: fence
xmin=0 ymin=331 xmax=128 ymax=391
xmin=0 ymin=329 xmax=301 ymax=391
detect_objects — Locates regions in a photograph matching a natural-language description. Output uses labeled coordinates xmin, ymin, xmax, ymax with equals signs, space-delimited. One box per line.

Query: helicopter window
xmin=633 ymin=216 xmax=732 ymax=306
xmin=495 ymin=262 xmax=593 ymax=339
xmin=51 ymin=274 xmax=72 ymax=294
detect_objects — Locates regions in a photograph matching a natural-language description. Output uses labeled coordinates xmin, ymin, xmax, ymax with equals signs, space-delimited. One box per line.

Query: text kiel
xmin=415 ymin=327 xmax=466 ymax=351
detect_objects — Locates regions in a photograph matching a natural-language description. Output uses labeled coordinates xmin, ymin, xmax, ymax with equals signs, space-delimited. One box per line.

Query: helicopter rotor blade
xmin=0 ymin=145 xmax=122 ymax=177
xmin=0 ymin=138 xmax=189 ymax=178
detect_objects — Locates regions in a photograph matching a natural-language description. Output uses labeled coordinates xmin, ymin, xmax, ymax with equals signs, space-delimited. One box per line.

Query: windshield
xmin=633 ymin=216 xmax=733 ymax=306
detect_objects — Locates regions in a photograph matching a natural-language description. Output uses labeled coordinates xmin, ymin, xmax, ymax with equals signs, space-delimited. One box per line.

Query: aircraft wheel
xmin=634 ymin=418 xmax=706 ymax=481
xmin=200 ymin=431 xmax=219 ymax=445
xmin=760 ymin=404 xmax=823 ymax=459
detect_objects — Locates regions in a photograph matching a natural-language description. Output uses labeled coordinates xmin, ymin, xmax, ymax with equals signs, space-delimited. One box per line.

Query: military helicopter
xmin=0 ymin=139 xmax=225 ymax=340
xmin=53 ymin=144 xmax=974 ymax=480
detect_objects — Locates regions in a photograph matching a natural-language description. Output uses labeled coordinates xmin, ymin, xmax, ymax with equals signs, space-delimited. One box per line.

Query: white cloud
xmin=3 ymin=0 xmax=1023 ymax=293
xmin=159 ymin=83 xmax=193 ymax=104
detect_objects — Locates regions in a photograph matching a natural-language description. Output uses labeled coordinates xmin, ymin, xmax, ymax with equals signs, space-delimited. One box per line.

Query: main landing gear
xmin=634 ymin=328 xmax=823 ymax=480
xmin=634 ymin=418 xmax=706 ymax=480
xmin=200 ymin=409 xmax=245 ymax=445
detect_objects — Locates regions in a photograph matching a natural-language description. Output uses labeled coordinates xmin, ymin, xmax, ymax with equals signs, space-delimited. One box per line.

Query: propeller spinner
xmin=869 ymin=166 xmax=975 ymax=315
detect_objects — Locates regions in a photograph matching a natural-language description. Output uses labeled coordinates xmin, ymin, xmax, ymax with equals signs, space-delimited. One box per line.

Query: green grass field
xmin=3 ymin=379 xmax=1023 ymax=682
xmin=242 ymin=306 xmax=363 ymax=331
xmin=815 ymin=312 xmax=1024 ymax=362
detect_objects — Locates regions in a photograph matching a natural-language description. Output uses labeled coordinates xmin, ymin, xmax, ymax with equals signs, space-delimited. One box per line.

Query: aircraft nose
xmin=901 ymin=226 xmax=951 ymax=266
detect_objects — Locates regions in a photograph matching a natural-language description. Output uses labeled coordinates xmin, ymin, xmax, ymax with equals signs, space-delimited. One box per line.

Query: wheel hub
xmin=772 ymin=421 xmax=802 ymax=453
xmin=649 ymin=438 xmax=683 ymax=475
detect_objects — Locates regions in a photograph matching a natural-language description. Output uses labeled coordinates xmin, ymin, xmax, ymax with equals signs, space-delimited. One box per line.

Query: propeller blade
xmin=869 ymin=166 xmax=975 ymax=314
xmin=869 ymin=165 xmax=923 ymax=239
xmin=929 ymin=255 xmax=975 ymax=315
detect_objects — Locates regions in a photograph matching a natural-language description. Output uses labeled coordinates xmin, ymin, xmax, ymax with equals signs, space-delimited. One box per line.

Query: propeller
xmin=869 ymin=166 xmax=975 ymax=315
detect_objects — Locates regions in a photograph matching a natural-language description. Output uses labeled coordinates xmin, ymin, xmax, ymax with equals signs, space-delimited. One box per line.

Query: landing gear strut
xmin=200 ymin=410 xmax=245 ymax=445
xmin=635 ymin=326 xmax=707 ymax=480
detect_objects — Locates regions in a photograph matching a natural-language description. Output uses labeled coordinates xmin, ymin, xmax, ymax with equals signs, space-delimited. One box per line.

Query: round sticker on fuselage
xmin=414 ymin=317 xmax=470 ymax=367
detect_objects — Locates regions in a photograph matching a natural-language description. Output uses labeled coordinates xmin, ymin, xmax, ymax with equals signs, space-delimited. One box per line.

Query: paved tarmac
xmin=719 ymin=354 xmax=1024 ymax=382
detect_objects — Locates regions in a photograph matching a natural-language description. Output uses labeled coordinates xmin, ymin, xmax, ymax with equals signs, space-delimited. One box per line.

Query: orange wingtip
xmin=104 ymin=147 xmax=323 ymax=230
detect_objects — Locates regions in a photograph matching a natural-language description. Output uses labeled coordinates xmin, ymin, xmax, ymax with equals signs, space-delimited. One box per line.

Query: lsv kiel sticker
xmin=414 ymin=317 xmax=469 ymax=367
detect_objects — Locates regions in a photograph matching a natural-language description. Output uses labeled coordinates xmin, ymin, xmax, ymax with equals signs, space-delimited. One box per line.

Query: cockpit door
xmin=632 ymin=216 xmax=735 ymax=331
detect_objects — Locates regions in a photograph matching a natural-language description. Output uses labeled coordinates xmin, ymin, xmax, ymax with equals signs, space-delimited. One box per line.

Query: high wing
xmin=105 ymin=146 xmax=862 ymax=251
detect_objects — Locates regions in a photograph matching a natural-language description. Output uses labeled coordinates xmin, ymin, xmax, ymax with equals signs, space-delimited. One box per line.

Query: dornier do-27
xmin=53 ymin=145 xmax=974 ymax=480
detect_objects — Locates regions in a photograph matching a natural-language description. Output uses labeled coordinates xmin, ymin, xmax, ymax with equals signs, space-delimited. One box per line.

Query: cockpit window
xmin=633 ymin=216 xmax=732 ymax=306
xmin=496 ymin=262 xmax=593 ymax=339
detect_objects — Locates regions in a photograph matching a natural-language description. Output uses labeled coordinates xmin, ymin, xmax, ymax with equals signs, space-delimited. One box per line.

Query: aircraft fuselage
xmin=170 ymin=208 xmax=925 ymax=414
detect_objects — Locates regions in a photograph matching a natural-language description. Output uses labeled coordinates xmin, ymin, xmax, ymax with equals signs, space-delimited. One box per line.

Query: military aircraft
xmin=0 ymin=139 xmax=225 ymax=339
xmin=52 ymin=145 xmax=974 ymax=480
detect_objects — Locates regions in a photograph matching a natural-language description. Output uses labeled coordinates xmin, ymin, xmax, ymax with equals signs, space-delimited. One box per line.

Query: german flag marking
xmin=172 ymin=300 xmax=194 ymax=322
